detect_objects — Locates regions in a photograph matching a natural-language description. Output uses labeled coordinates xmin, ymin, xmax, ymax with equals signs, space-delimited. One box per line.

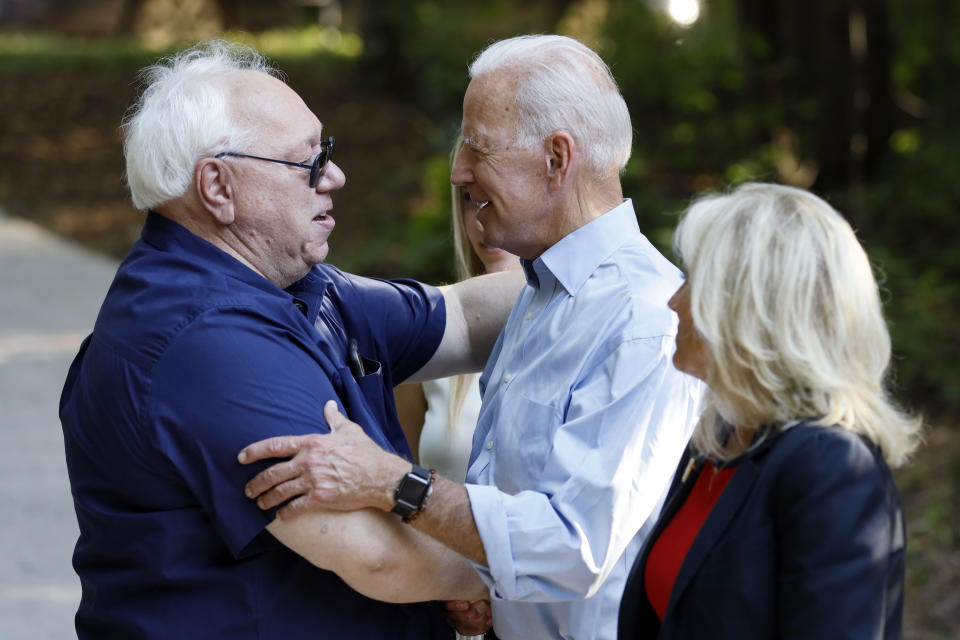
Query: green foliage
xmin=599 ymin=1 xmax=775 ymax=256
xmin=0 ymin=30 xmax=159 ymax=69
xmin=224 ymin=25 xmax=362 ymax=59
xmin=346 ymin=150 xmax=458 ymax=284
xmin=844 ymin=0 xmax=960 ymax=411
xmin=867 ymin=246 xmax=960 ymax=411
xmin=848 ymin=124 xmax=960 ymax=411
xmin=598 ymin=0 xmax=960 ymax=413
xmin=2 ymin=0 xmax=957 ymax=416
xmin=0 ymin=25 xmax=360 ymax=70
xmin=399 ymin=152 xmax=460 ymax=282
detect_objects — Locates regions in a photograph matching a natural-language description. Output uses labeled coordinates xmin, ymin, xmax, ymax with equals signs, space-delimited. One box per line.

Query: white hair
xmin=122 ymin=40 xmax=279 ymax=210
xmin=468 ymin=35 xmax=632 ymax=177
xmin=676 ymin=182 xmax=922 ymax=467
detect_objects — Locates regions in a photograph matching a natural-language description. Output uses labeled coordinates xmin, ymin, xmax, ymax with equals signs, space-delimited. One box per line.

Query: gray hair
xmin=469 ymin=35 xmax=632 ymax=177
xmin=676 ymin=183 xmax=921 ymax=467
xmin=122 ymin=40 xmax=279 ymax=210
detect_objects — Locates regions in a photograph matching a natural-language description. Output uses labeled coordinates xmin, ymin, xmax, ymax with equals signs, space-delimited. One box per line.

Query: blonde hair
xmin=675 ymin=183 xmax=921 ymax=467
xmin=447 ymin=138 xmax=482 ymax=434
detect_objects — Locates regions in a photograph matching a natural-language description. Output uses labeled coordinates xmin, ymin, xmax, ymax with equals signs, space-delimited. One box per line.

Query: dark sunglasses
xmin=215 ymin=136 xmax=334 ymax=188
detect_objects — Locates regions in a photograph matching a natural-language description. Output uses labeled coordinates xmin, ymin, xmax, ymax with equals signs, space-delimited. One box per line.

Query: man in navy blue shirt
xmin=58 ymin=40 xmax=519 ymax=639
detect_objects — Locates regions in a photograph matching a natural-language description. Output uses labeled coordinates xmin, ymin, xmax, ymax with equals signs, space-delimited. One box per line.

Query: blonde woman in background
xmin=395 ymin=144 xmax=521 ymax=481
xmin=618 ymin=183 xmax=922 ymax=639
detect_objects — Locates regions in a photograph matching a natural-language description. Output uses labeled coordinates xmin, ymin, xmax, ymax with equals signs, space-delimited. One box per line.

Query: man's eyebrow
xmin=461 ymin=135 xmax=489 ymax=152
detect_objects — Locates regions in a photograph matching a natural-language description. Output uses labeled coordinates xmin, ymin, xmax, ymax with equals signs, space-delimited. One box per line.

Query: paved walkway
xmin=0 ymin=209 xmax=119 ymax=639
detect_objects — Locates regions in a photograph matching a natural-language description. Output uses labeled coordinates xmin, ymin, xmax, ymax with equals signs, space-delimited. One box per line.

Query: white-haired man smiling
xmin=241 ymin=35 xmax=703 ymax=640
xmin=59 ymin=40 xmax=523 ymax=639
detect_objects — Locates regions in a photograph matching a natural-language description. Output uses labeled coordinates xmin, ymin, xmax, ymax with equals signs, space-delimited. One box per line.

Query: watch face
xmin=397 ymin=472 xmax=430 ymax=503
xmin=393 ymin=466 xmax=432 ymax=517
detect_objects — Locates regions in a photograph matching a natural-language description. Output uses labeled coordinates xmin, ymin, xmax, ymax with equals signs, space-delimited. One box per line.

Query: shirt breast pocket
xmin=335 ymin=356 xmax=408 ymax=456
xmin=494 ymin=394 xmax=558 ymax=492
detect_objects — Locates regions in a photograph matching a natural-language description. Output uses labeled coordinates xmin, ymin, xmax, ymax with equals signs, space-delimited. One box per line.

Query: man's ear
xmin=544 ymin=131 xmax=574 ymax=187
xmin=195 ymin=158 xmax=235 ymax=225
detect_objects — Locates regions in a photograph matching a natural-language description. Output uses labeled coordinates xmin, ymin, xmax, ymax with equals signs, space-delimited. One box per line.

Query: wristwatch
xmin=391 ymin=464 xmax=433 ymax=522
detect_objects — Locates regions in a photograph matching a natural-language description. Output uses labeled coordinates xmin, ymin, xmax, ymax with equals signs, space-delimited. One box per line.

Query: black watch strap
xmin=391 ymin=464 xmax=432 ymax=520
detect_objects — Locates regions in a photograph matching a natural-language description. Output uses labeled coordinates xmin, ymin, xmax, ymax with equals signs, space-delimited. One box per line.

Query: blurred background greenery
xmin=1 ymin=0 xmax=957 ymax=635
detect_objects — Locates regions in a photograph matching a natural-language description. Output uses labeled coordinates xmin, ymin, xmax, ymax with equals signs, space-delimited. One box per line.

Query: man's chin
xmin=481 ymin=232 xmax=501 ymax=251
xmin=307 ymin=240 xmax=330 ymax=264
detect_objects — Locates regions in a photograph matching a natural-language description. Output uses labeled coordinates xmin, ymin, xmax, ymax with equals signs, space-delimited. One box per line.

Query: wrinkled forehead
xmin=461 ymin=70 xmax=520 ymax=144
xmin=226 ymin=70 xmax=322 ymax=150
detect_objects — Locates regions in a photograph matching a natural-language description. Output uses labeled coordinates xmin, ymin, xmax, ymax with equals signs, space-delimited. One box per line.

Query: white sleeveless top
xmin=418 ymin=376 xmax=481 ymax=481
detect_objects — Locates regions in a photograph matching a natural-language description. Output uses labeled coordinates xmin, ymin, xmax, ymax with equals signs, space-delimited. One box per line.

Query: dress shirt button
xmin=293 ymin=300 xmax=308 ymax=316
xmin=503 ymin=373 xmax=512 ymax=383
xmin=486 ymin=441 xmax=493 ymax=450
xmin=524 ymin=311 xmax=532 ymax=321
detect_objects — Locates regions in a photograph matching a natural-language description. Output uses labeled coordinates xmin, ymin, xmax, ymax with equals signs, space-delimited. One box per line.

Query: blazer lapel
xmin=618 ymin=450 xmax=700 ymax=639
xmin=662 ymin=457 xmax=760 ymax=620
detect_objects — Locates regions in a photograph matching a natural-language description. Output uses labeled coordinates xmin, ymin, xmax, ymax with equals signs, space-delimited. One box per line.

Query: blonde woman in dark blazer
xmin=618 ymin=183 xmax=921 ymax=639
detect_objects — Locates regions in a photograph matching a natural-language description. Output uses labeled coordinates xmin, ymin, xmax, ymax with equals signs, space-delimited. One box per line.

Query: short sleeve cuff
xmin=407 ymin=282 xmax=446 ymax=377
xmin=381 ymin=279 xmax=447 ymax=383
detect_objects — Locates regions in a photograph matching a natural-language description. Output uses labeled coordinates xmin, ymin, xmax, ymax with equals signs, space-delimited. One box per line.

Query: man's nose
xmin=450 ymin=150 xmax=472 ymax=186
xmin=316 ymin=160 xmax=346 ymax=192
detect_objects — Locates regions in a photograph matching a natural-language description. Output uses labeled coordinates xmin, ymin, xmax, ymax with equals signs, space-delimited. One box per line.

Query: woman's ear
xmin=544 ymin=131 xmax=573 ymax=187
xmin=195 ymin=158 xmax=235 ymax=225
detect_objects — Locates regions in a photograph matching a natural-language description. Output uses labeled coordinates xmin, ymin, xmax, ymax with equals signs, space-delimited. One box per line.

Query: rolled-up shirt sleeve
xmin=465 ymin=335 xmax=701 ymax=602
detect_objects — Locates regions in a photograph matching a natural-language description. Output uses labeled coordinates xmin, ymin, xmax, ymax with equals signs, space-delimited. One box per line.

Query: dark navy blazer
xmin=618 ymin=423 xmax=905 ymax=639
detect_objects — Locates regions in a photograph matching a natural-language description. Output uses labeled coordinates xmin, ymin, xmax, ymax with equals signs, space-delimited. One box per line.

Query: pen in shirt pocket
xmin=348 ymin=338 xmax=366 ymax=378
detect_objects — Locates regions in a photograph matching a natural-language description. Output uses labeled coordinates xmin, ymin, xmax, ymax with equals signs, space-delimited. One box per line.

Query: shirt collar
xmin=142 ymin=210 xmax=328 ymax=323
xmin=520 ymin=259 xmax=541 ymax=288
xmin=525 ymin=199 xmax=641 ymax=296
xmin=287 ymin=266 xmax=330 ymax=323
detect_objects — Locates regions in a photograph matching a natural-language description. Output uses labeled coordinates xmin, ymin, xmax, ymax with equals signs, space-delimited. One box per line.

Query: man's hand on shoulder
xmin=238 ymin=400 xmax=407 ymax=519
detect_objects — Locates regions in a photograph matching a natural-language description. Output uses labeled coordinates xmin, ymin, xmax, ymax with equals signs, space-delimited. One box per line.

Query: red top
xmin=644 ymin=460 xmax=737 ymax=620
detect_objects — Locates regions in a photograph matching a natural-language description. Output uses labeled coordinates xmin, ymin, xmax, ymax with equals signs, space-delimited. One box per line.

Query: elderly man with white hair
xmin=241 ymin=35 xmax=703 ymax=640
xmin=59 ymin=40 xmax=524 ymax=639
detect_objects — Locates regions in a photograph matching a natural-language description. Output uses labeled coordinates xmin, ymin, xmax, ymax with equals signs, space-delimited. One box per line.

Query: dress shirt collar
xmin=520 ymin=259 xmax=541 ymax=289
xmin=520 ymin=199 xmax=641 ymax=295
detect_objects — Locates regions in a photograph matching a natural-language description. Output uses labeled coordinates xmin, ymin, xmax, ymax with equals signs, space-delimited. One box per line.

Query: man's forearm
xmin=268 ymin=507 xmax=487 ymax=603
xmin=241 ymin=403 xmax=492 ymax=576
xmin=409 ymin=476 xmax=488 ymax=566
xmin=407 ymin=270 xmax=523 ymax=382
xmin=355 ymin=453 xmax=489 ymax=567
xmin=452 ymin=269 xmax=523 ymax=371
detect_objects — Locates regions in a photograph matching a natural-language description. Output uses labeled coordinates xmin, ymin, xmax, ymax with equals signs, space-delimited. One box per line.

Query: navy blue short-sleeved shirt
xmin=59 ymin=212 xmax=452 ymax=639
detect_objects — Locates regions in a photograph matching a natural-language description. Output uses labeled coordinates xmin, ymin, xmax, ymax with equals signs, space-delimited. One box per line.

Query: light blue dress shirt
xmin=464 ymin=200 xmax=704 ymax=640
